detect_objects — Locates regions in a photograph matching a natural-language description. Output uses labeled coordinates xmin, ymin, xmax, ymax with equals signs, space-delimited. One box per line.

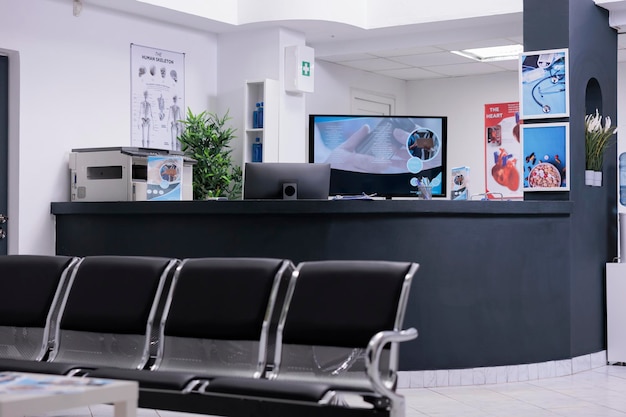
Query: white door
xmin=351 ymin=89 xmax=395 ymax=115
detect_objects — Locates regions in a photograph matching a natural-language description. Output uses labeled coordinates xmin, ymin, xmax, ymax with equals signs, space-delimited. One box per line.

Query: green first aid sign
xmin=301 ymin=61 xmax=311 ymax=77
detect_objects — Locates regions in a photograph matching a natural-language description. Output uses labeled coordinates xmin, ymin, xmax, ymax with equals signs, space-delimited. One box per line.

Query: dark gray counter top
xmin=51 ymin=200 xmax=572 ymax=216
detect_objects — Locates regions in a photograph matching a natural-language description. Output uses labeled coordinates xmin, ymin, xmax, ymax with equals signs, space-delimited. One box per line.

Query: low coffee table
xmin=0 ymin=372 xmax=137 ymax=417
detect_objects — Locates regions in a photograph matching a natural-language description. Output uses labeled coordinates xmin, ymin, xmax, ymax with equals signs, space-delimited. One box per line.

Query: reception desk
xmin=52 ymin=199 xmax=578 ymax=371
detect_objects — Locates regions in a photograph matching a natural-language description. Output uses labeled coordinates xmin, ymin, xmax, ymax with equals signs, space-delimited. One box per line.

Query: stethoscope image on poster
xmin=519 ymin=48 xmax=569 ymax=120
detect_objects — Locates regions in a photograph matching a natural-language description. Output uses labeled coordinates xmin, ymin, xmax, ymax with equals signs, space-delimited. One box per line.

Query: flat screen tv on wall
xmin=308 ymin=115 xmax=447 ymax=198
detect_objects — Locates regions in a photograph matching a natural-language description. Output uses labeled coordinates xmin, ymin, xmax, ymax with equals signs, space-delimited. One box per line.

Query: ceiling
xmin=82 ymin=0 xmax=625 ymax=81
xmin=310 ymin=17 xmax=524 ymax=82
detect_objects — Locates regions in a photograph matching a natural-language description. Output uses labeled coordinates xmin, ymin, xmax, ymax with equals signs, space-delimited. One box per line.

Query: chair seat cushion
xmin=87 ymin=367 xmax=201 ymax=391
xmin=206 ymin=376 xmax=332 ymax=402
xmin=0 ymin=358 xmax=86 ymax=375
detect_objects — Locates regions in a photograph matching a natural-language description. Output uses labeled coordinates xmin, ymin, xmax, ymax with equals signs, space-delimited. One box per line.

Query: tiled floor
xmin=28 ymin=364 xmax=626 ymax=417
xmin=401 ymin=364 xmax=626 ymax=417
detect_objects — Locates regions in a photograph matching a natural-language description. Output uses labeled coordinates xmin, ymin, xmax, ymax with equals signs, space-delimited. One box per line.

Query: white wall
xmin=408 ymin=71 xmax=519 ymax=197
xmin=308 ymin=60 xmax=408 ymax=116
xmin=217 ymin=28 xmax=281 ymax=168
xmin=0 ymin=0 xmax=218 ymax=254
xmin=218 ymin=27 xmax=310 ymax=165
xmin=277 ymin=30 xmax=308 ymax=162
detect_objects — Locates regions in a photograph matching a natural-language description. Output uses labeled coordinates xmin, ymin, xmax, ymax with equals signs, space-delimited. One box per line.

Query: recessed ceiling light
xmin=451 ymin=44 xmax=523 ymax=62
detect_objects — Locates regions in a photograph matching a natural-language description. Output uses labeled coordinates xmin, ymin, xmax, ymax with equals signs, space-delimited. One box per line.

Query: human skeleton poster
xmin=130 ymin=44 xmax=185 ymax=151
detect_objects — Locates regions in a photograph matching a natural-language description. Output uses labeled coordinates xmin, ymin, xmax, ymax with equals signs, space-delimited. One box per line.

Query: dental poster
xmin=147 ymin=156 xmax=183 ymax=200
xmin=131 ymin=44 xmax=185 ymax=151
xmin=484 ymin=102 xmax=522 ymax=199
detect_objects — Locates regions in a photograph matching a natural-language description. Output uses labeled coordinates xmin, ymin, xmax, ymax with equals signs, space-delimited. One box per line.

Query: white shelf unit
xmin=607 ymin=263 xmax=626 ymax=363
xmin=243 ymin=79 xmax=279 ymax=164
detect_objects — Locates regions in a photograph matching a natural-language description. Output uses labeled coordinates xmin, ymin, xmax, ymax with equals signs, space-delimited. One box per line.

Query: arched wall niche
xmin=585 ymin=77 xmax=602 ymax=116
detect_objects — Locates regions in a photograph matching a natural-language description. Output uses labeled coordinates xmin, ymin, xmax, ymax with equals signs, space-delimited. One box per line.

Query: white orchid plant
xmin=585 ymin=109 xmax=617 ymax=171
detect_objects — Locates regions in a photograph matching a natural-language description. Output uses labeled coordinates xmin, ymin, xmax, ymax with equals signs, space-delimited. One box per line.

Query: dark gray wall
xmin=524 ymin=0 xmax=618 ymax=358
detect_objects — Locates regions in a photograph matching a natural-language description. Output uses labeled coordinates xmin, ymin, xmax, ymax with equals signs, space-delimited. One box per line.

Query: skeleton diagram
xmin=167 ymin=95 xmax=183 ymax=151
xmin=139 ymin=90 xmax=153 ymax=147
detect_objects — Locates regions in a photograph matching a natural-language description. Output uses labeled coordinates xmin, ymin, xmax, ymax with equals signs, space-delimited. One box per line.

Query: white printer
xmin=69 ymin=147 xmax=195 ymax=201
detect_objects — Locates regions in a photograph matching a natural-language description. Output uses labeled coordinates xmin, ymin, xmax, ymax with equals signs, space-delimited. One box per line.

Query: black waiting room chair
xmin=87 ymin=257 xmax=295 ymax=391
xmin=0 ymin=255 xmax=178 ymax=375
xmin=0 ymin=255 xmax=80 ymax=362
xmin=204 ymin=260 xmax=419 ymax=417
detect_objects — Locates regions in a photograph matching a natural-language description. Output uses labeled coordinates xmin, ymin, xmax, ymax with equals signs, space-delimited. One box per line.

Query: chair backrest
xmin=153 ymin=257 xmax=293 ymax=379
xmin=49 ymin=255 xmax=178 ymax=370
xmin=0 ymin=255 xmax=79 ymax=361
xmin=270 ymin=260 xmax=418 ymax=391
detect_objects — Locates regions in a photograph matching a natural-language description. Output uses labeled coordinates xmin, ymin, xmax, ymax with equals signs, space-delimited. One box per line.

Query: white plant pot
xmin=593 ymin=170 xmax=602 ymax=187
xmin=585 ymin=170 xmax=595 ymax=186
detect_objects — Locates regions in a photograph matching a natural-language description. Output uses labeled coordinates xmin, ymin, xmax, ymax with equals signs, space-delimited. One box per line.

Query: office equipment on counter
xmin=243 ymin=162 xmax=330 ymax=200
xmin=69 ymin=147 xmax=195 ymax=201
xmin=309 ymin=114 xmax=447 ymax=198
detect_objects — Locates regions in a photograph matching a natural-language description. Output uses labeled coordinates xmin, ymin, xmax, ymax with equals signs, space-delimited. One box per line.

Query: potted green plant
xmin=585 ymin=109 xmax=617 ymax=187
xmin=177 ymin=109 xmax=242 ymax=199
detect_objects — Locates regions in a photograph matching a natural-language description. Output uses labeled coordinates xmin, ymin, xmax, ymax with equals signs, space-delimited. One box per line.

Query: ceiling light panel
xmin=451 ymin=44 xmax=523 ymax=62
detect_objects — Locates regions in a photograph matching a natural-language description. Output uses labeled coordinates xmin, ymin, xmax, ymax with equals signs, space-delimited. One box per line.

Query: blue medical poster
xmin=519 ymin=49 xmax=569 ymax=120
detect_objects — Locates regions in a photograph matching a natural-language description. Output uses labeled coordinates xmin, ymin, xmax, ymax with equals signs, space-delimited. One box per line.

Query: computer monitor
xmin=309 ymin=115 xmax=447 ymax=198
xmin=243 ymin=162 xmax=331 ymax=200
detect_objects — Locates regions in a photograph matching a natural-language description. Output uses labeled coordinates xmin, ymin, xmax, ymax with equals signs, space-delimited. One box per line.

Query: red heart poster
xmin=484 ymin=102 xmax=522 ymax=199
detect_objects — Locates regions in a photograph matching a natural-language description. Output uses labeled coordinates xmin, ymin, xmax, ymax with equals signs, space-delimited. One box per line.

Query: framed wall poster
xmin=519 ymin=48 xmax=569 ymax=120
xmin=521 ymin=122 xmax=569 ymax=191
xmin=131 ymin=44 xmax=185 ymax=151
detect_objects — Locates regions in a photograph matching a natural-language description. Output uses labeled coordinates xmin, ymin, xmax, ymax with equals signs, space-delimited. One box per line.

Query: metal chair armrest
xmin=365 ymin=328 xmax=418 ymax=417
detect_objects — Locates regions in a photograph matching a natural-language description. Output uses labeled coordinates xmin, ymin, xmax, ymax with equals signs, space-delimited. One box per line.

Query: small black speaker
xmin=283 ymin=182 xmax=297 ymax=200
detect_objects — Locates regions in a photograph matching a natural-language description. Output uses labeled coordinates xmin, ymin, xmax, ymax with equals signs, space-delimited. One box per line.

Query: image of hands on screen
xmin=323 ymin=123 xmax=408 ymax=173
xmin=315 ymin=117 xmax=442 ymax=175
